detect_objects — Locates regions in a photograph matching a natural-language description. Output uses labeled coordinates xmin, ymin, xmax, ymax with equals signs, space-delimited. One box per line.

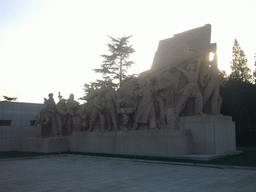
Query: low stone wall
xmin=69 ymin=130 xmax=193 ymax=156
xmin=22 ymin=137 xmax=69 ymax=153
xmin=179 ymin=115 xmax=236 ymax=154
xmin=68 ymin=115 xmax=236 ymax=157
xmin=20 ymin=115 xmax=236 ymax=158
xmin=0 ymin=101 xmax=42 ymax=151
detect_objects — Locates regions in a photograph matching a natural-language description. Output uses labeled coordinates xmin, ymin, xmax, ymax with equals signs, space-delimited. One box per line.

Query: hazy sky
xmin=1 ymin=0 xmax=255 ymax=103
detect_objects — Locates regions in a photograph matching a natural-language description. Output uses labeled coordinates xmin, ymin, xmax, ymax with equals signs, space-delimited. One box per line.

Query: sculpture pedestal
xmin=20 ymin=115 xmax=237 ymax=159
xmin=179 ymin=115 xmax=236 ymax=154
xmin=69 ymin=130 xmax=193 ymax=157
xmin=22 ymin=137 xmax=69 ymax=153
xmin=69 ymin=115 xmax=236 ymax=159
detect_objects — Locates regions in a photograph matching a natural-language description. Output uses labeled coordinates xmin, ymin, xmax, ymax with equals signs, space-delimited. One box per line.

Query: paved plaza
xmin=0 ymin=155 xmax=256 ymax=192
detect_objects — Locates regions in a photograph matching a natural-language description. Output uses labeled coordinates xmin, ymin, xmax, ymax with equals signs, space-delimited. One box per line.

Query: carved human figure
xmin=34 ymin=109 xmax=50 ymax=138
xmin=84 ymin=87 xmax=97 ymax=115
xmin=200 ymin=61 xmax=222 ymax=115
xmin=117 ymin=89 xmax=139 ymax=130
xmin=105 ymin=84 xmax=119 ymax=131
xmin=154 ymin=74 xmax=176 ymax=126
xmin=156 ymin=90 xmax=167 ymax=125
xmin=66 ymin=94 xmax=80 ymax=135
xmin=133 ymin=78 xmax=157 ymax=130
xmin=87 ymin=85 xmax=106 ymax=132
xmin=56 ymin=98 xmax=67 ymax=136
xmin=43 ymin=93 xmax=58 ymax=136
xmin=174 ymin=58 xmax=204 ymax=116
xmin=77 ymin=104 xmax=89 ymax=131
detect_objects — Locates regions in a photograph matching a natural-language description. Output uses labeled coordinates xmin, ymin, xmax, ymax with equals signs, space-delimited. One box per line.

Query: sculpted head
xmin=69 ymin=94 xmax=74 ymax=100
xmin=60 ymin=99 xmax=66 ymax=104
xmin=132 ymin=78 xmax=139 ymax=90
xmin=186 ymin=64 xmax=196 ymax=71
xmin=48 ymin=93 xmax=53 ymax=99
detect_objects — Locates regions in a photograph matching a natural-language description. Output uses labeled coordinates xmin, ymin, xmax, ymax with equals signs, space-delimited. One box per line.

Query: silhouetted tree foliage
xmin=122 ymin=74 xmax=139 ymax=85
xmin=229 ymin=39 xmax=253 ymax=83
xmin=81 ymin=80 xmax=117 ymax=101
xmin=84 ymin=80 xmax=116 ymax=92
xmin=93 ymin=35 xmax=135 ymax=88
xmin=3 ymin=96 xmax=17 ymax=102
xmin=219 ymin=40 xmax=256 ymax=146
xmin=253 ymin=53 xmax=256 ymax=84
xmin=83 ymin=81 xmax=102 ymax=96
xmin=220 ymin=79 xmax=256 ymax=146
xmin=219 ymin=69 xmax=228 ymax=85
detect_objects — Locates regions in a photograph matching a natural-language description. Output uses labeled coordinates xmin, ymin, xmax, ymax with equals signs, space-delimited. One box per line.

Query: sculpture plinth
xmin=22 ymin=137 xmax=69 ymax=153
xmin=179 ymin=115 xmax=236 ymax=154
xmin=69 ymin=129 xmax=192 ymax=156
xmin=69 ymin=115 xmax=236 ymax=159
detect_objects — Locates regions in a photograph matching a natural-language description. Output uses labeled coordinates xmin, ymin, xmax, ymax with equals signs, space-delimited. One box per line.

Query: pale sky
xmin=1 ymin=0 xmax=255 ymax=104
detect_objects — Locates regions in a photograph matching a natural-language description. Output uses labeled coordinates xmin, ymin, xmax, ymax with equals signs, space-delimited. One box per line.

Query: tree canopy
xmin=93 ymin=35 xmax=135 ymax=88
xmin=229 ymin=39 xmax=253 ymax=83
xmin=253 ymin=53 xmax=256 ymax=84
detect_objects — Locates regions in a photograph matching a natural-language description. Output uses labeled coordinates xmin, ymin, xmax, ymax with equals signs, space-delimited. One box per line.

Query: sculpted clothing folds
xmin=43 ymin=97 xmax=58 ymax=136
xmin=66 ymin=97 xmax=79 ymax=134
xmin=133 ymin=86 xmax=156 ymax=129
xmin=105 ymin=89 xmax=119 ymax=131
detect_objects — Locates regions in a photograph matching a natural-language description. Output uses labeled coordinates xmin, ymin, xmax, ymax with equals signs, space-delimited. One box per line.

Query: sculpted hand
xmin=197 ymin=56 xmax=204 ymax=63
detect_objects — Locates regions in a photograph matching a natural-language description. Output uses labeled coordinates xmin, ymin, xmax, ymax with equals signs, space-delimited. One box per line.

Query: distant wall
xmin=0 ymin=101 xmax=43 ymax=151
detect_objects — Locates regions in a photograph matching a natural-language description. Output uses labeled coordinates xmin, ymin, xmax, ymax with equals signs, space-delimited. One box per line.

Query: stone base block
xmin=179 ymin=115 xmax=236 ymax=154
xmin=22 ymin=137 xmax=69 ymax=153
xmin=69 ymin=130 xmax=193 ymax=157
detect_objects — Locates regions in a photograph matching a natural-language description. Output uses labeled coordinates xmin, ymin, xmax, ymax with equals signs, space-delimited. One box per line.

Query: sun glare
xmin=1 ymin=1 xmax=255 ymax=103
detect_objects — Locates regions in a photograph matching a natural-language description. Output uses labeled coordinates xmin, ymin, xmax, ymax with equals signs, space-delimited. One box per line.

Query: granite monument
xmin=24 ymin=24 xmax=236 ymax=158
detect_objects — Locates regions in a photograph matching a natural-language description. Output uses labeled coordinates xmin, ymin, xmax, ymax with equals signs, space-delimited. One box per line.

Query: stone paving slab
xmin=0 ymin=155 xmax=256 ymax=192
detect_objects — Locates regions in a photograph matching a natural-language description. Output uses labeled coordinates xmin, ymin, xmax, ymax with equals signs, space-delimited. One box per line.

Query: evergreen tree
xmin=94 ymin=35 xmax=135 ymax=88
xmin=230 ymin=39 xmax=253 ymax=83
xmin=253 ymin=53 xmax=256 ymax=84
xmin=220 ymin=78 xmax=256 ymax=146
xmin=219 ymin=69 xmax=228 ymax=84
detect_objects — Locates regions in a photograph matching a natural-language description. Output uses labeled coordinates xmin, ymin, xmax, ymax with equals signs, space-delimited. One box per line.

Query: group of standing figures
xmin=35 ymin=56 xmax=222 ymax=138
xmin=35 ymin=93 xmax=80 ymax=137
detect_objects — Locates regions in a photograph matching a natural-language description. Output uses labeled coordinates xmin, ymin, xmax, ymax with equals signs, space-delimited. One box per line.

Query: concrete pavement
xmin=0 ymin=155 xmax=256 ymax=192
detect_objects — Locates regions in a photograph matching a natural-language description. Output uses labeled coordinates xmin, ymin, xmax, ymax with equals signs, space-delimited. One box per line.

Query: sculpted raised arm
xmin=175 ymin=66 xmax=189 ymax=77
xmin=196 ymin=57 xmax=204 ymax=73
xmin=199 ymin=69 xmax=209 ymax=87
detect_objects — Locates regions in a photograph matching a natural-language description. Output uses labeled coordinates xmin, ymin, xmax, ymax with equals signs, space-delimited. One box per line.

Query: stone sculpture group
xmin=24 ymin=25 xmax=236 ymax=158
xmin=35 ymin=93 xmax=80 ymax=137
xmin=35 ymin=54 xmax=222 ymax=138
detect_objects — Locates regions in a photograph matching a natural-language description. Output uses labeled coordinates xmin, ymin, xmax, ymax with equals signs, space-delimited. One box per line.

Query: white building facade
xmin=0 ymin=101 xmax=42 ymax=151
